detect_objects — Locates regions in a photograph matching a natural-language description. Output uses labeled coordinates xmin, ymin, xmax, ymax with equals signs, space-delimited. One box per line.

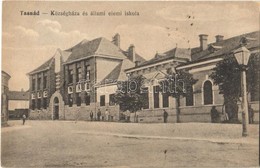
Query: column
xmin=81 ymin=61 xmax=86 ymax=104
xmin=41 ymin=72 xmax=44 ymax=108
xmin=159 ymin=92 xmax=163 ymax=108
xmin=72 ymin=63 xmax=77 ymax=105
xmin=149 ymin=85 xmax=154 ymax=109
xmin=64 ymin=65 xmax=69 ymax=105
xmin=35 ymin=74 xmax=38 ymax=109
xmin=29 ymin=75 xmax=33 ymax=109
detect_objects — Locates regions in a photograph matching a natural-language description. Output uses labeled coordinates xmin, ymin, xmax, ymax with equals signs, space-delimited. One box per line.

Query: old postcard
xmin=2 ymin=1 xmax=259 ymax=167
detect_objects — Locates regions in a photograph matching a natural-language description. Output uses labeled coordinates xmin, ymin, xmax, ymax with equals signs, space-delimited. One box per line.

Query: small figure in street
xmin=211 ymin=106 xmax=220 ymax=123
xmin=249 ymin=105 xmax=254 ymax=124
xmin=90 ymin=111 xmax=94 ymax=121
xmin=163 ymin=110 xmax=168 ymax=123
xmin=105 ymin=109 xmax=109 ymax=121
xmin=22 ymin=114 xmax=26 ymax=125
xmin=97 ymin=109 xmax=101 ymax=121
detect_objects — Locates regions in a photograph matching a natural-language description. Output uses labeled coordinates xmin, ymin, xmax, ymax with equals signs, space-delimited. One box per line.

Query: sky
xmin=2 ymin=1 xmax=259 ymax=91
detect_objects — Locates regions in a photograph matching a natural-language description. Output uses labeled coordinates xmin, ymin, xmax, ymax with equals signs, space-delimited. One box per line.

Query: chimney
xmin=199 ymin=34 xmax=208 ymax=51
xmin=112 ymin=33 xmax=120 ymax=48
xmin=215 ymin=35 xmax=224 ymax=43
xmin=128 ymin=44 xmax=135 ymax=62
xmin=135 ymin=61 xmax=140 ymax=67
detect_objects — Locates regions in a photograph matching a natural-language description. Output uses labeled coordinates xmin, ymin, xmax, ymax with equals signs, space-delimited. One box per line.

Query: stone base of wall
xmin=27 ymin=102 xmax=259 ymax=124
xmin=29 ymin=108 xmax=52 ymax=120
xmin=136 ymin=103 xmax=259 ymax=124
xmin=64 ymin=103 xmax=120 ymax=121
xmin=136 ymin=105 xmax=223 ymax=123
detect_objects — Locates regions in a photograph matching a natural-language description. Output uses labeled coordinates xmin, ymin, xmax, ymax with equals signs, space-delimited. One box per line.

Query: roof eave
xmin=27 ymin=67 xmax=50 ymax=76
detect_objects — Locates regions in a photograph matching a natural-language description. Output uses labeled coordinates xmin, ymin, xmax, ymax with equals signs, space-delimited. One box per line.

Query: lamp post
xmin=233 ymin=46 xmax=251 ymax=137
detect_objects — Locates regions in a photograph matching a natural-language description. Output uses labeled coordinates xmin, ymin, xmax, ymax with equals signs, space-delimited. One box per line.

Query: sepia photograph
xmin=1 ymin=1 xmax=259 ymax=167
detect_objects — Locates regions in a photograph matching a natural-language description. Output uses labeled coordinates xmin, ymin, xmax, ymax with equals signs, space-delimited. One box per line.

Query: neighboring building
xmin=125 ymin=31 xmax=259 ymax=123
xmin=1 ymin=71 xmax=11 ymax=126
xmin=8 ymin=89 xmax=29 ymax=119
xmin=27 ymin=34 xmax=145 ymax=120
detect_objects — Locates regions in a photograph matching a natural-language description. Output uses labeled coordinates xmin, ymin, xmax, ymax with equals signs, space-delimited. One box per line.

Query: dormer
xmin=240 ymin=37 xmax=256 ymax=46
xmin=208 ymin=44 xmax=222 ymax=53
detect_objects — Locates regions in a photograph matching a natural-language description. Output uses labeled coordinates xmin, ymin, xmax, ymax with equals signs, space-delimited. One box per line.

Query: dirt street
xmin=1 ymin=120 xmax=259 ymax=167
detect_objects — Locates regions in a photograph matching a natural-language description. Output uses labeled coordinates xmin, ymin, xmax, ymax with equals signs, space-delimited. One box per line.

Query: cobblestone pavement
xmin=2 ymin=120 xmax=259 ymax=167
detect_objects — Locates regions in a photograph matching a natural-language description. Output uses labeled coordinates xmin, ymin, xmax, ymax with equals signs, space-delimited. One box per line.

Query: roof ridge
xmin=94 ymin=37 xmax=106 ymax=55
xmin=208 ymin=30 xmax=259 ymax=46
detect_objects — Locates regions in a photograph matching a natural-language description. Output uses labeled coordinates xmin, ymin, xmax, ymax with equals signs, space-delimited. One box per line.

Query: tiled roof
xmin=121 ymin=50 xmax=146 ymax=63
xmin=132 ymin=47 xmax=190 ymax=69
xmin=28 ymin=57 xmax=54 ymax=75
xmin=99 ymin=59 xmax=135 ymax=85
xmin=8 ymin=91 xmax=29 ymax=100
xmin=65 ymin=37 xmax=126 ymax=63
xmin=191 ymin=31 xmax=260 ymax=62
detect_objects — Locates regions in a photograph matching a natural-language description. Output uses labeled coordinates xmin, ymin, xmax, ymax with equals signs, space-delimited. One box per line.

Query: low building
xmin=126 ymin=31 xmax=259 ymax=123
xmin=8 ymin=89 xmax=29 ymax=119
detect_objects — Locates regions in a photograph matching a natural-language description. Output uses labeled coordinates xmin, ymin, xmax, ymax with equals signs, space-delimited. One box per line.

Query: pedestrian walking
xmin=90 ymin=111 xmax=94 ymax=121
xmin=97 ymin=109 xmax=101 ymax=121
xmin=249 ymin=105 xmax=254 ymax=124
xmin=210 ymin=106 xmax=219 ymax=123
xmin=22 ymin=114 xmax=26 ymax=125
xmin=105 ymin=109 xmax=109 ymax=121
xmin=163 ymin=110 xmax=168 ymax=123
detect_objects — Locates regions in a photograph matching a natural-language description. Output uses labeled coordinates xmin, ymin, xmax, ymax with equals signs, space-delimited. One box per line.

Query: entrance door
xmin=54 ymin=97 xmax=59 ymax=120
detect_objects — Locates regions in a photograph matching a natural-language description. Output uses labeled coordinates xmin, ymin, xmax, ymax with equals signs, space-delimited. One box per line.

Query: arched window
xmin=203 ymin=80 xmax=213 ymax=105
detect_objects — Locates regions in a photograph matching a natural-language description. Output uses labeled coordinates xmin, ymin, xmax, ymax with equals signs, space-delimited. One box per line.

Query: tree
xmin=159 ymin=69 xmax=197 ymax=122
xmin=114 ymin=75 xmax=148 ymax=122
xmin=210 ymin=55 xmax=255 ymax=122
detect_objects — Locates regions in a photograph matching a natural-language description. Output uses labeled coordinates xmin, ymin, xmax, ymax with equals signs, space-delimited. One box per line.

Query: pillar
xmin=72 ymin=63 xmax=77 ymax=105
xmin=159 ymin=92 xmax=163 ymax=108
xmin=149 ymin=85 xmax=154 ymax=109
xmin=35 ymin=74 xmax=38 ymax=109
xmin=40 ymin=72 xmax=44 ymax=108
xmin=81 ymin=61 xmax=86 ymax=104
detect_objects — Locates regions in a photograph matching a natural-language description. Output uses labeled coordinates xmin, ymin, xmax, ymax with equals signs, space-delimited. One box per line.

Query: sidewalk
xmin=75 ymin=130 xmax=258 ymax=145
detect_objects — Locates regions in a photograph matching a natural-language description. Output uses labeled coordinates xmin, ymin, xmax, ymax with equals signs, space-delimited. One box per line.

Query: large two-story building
xmin=125 ymin=31 xmax=259 ymax=123
xmin=28 ymin=34 xmax=145 ymax=120
xmin=28 ymin=31 xmax=259 ymax=123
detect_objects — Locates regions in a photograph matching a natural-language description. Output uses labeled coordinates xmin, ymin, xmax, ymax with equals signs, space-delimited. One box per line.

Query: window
xmin=68 ymin=94 xmax=73 ymax=107
xmin=32 ymin=78 xmax=36 ymax=91
xmin=85 ymin=93 xmax=90 ymax=106
xmin=68 ymin=69 xmax=73 ymax=84
xmin=109 ymin=94 xmax=115 ymax=106
xmin=37 ymin=99 xmax=41 ymax=109
xmin=76 ymin=67 xmax=81 ymax=82
xmin=85 ymin=65 xmax=90 ymax=81
xmin=76 ymin=93 xmax=81 ymax=106
xmin=100 ymin=95 xmax=105 ymax=106
xmin=32 ymin=100 xmax=35 ymax=110
xmin=162 ymin=93 xmax=169 ymax=108
xmin=153 ymin=86 xmax=160 ymax=108
xmin=85 ymin=82 xmax=90 ymax=91
xmin=141 ymin=87 xmax=149 ymax=109
xmin=37 ymin=77 xmax=41 ymax=90
xmin=43 ymin=98 xmax=47 ymax=109
xmin=186 ymin=85 xmax=194 ymax=106
xmin=43 ymin=73 xmax=47 ymax=89
xmin=203 ymin=80 xmax=213 ymax=105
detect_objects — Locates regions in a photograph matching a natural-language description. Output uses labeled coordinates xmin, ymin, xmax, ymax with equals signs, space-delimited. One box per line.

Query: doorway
xmin=54 ymin=97 xmax=59 ymax=120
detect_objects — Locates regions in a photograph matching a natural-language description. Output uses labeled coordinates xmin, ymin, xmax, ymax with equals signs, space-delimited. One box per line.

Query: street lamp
xmin=233 ymin=46 xmax=251 ymax=137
